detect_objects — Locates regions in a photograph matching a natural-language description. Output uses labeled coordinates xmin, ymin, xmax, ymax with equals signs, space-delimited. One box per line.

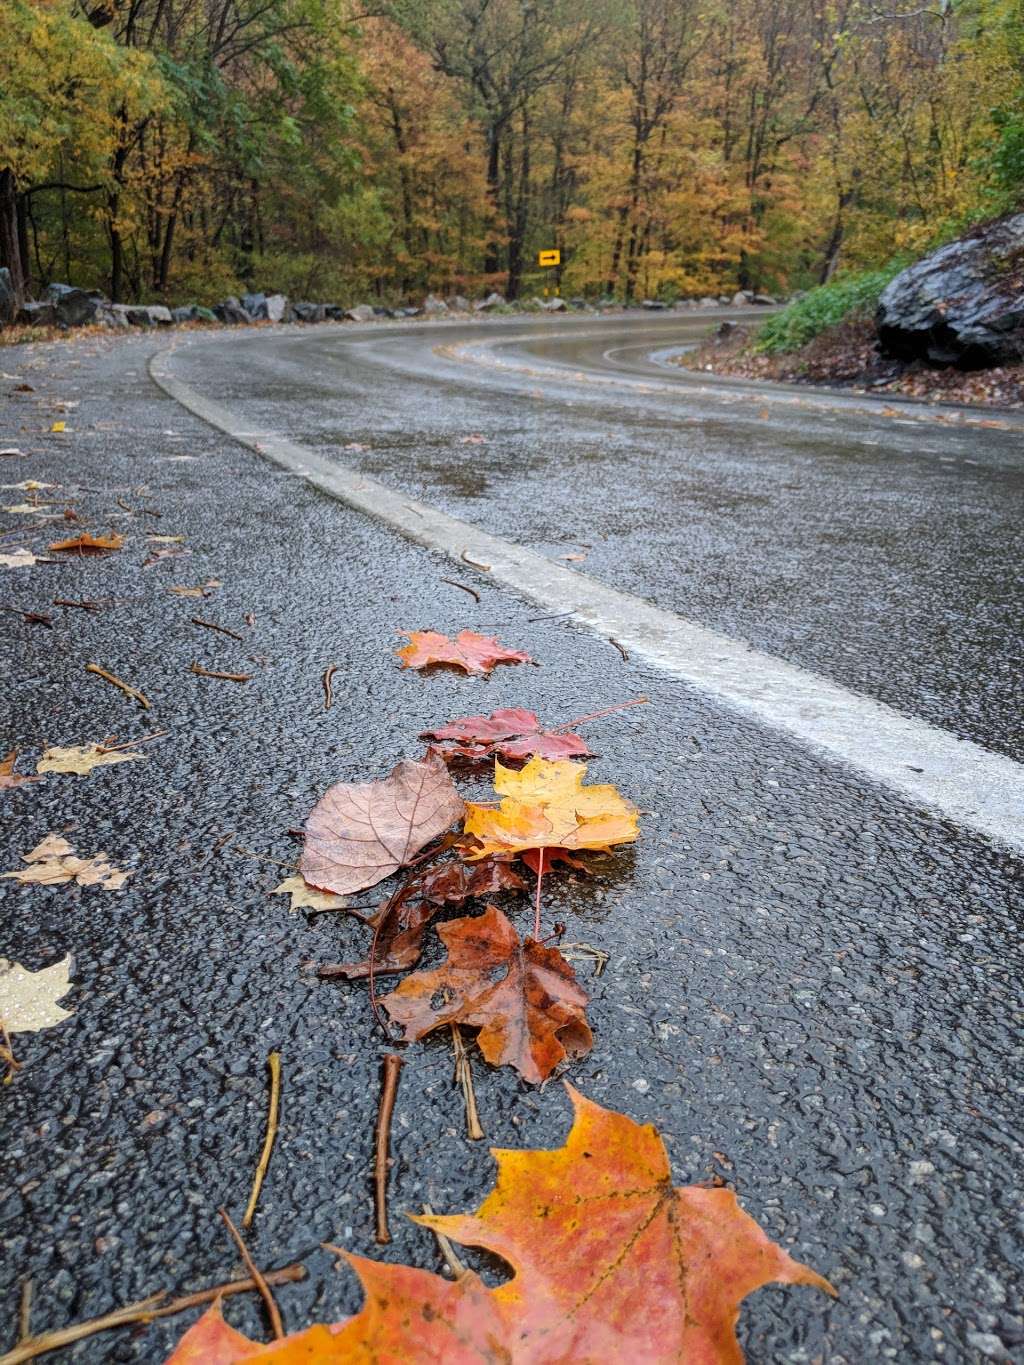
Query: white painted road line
xmin=151 ymin=343 xmax=1024 ymax=856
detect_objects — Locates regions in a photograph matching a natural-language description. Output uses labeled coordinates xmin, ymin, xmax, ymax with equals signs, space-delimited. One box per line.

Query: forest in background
xmin=2 ymin=0 xmax=1023 ymax=309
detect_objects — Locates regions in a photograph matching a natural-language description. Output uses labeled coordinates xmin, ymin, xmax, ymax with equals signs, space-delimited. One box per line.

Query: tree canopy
xmin=1 ymin=0 xmax=1021 ymax=306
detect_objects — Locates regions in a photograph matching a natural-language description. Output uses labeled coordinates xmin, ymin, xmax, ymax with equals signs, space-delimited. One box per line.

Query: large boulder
xmin=291 ymin=301 xmax=326 ymax=323
xmin=540 ymin=296 xmax=566 ymax=311
xmin=16 ymin=300 xmax=57 ymax=327
xmin=422 ymin=293 xmax=448 ymax=315
xmin=0 ymin=267 xmax=16 ymax=324
xmin=474 ymin=291 xmax=505 ymax=311
xmin=448 ymin=294 xmax=470 ymax=312
xmin=877 ymin=213 xmax=1024 ymax=369
xmin=44 ymin=283 xmax=107 ymax=327
xmin=345 ymin=304 xmax=375 ymax=322
xmin=214 ymin=297 xmax=251 ymax=325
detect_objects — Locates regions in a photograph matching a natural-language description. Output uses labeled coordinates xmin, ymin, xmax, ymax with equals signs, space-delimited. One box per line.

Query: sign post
xmin=538 ymin=249 xmax=561 ymax=297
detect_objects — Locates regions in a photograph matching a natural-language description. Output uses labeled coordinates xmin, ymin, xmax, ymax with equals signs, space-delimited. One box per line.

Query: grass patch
xmin=756 ymin=264 xmax=905 ymax=355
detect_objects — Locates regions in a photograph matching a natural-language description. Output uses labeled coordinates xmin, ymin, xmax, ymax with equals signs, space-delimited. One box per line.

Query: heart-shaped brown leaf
xmin=300 ymin=751 xmax=465 ymax=895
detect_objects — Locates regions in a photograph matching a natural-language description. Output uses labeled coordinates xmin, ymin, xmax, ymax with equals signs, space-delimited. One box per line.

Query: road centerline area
xmin=151 ymin=339 xmax=1024 ymax=855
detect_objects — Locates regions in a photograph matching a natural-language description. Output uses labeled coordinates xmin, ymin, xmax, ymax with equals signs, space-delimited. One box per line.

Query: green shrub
xmin=755 ymin=264 xmax=905 ymax=354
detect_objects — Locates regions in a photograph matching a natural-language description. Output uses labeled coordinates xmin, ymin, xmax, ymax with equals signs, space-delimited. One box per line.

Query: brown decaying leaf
xmin=166 ymin=1086 xmax=834 ymax=1363
xmin=143 ymin=545 xmax=191 ymax=568
xmin=168 ymin=580 xmax=222 ymax=598
xmin=49 ymin=532 xmax=124 ymax=554
xmin=422 ymin=706 xmax=591 ymax=763
xmin=300 ymin=751 xmax=465 ymax=896
xmin=396 ymin=629 xmax=531 ymax=676
xmin=324 ymin=855 xmax=527 ymax=980
xmin=381 ymin=903 xmax=592 ymax=1083
xmin=0 ymin=750 xmax=44 ymax=790
xmin=2 ymin=834 xmax=131 ymax=889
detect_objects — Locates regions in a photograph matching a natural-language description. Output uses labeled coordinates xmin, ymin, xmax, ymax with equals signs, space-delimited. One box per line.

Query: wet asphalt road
xmin=0 ymin=320 xmax=1022 ymax=1363
xmin=163 ymin=312 xmax=1024 ymax=762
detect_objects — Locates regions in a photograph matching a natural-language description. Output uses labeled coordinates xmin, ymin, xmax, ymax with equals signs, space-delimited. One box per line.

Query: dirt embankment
xmin=677 ymin=316 xmax=1024 ymax=410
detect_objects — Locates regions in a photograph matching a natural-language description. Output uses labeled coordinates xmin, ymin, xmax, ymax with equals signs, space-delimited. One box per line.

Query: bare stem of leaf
xmin=374 ymin=1053 xmax=404 ymax=1244
xmin=460 ymin=549 xmax=492 ymax=571
xmin=243 ymin=1051 xmax=281 ymax=1229
xmin=0 ymin=1266 xmax=305 ymax=1365
xmin=218 ymin=1208 xmax=284 ymax=1340
xmin=450 ymin=1025 xmax=484 ymax=1141
xmin=85 ymin=663 xmax=151 ymax=709
xmin=552 ymin=696 xmax=648 ymax=734
xmin=17 ymin=1281 xmax=31 ymax=1342
xmin=423 ymin=1204 xmax=467 ymax=1278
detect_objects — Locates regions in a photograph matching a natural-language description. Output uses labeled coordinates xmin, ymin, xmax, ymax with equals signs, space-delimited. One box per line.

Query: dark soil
xmin=679 ymin=315 xmax=1024 ymax=409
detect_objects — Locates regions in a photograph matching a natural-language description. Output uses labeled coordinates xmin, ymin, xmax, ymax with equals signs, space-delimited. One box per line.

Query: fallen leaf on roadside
xmin=165 ymin=1084 xmax=835 ymax=1363
xmin=49 ymin=532 xmax=124 ymax=555
xmin=326 ymin=855 xmax=527 ymax=979
xmin=163 ymin=1297 xmax=262 ymax=1363
xmin=272 ymin=875 xmax=347 ymax=914
xmin=147 ymin=534 xmax=185 ymax=543
xmin=382 ymin=903 xmax=592 ymax=1083
xmin=0 ymin=954 xmax=74 ymax=1034
xmin=50 ymin=421 xmax=66 ymax=433
xmin=0 ymin=548 xmax=52 ymax=569
xmin=143 ymin=545 xmax=191 ymax=568
xmin=464 ymin=756 xmax=639 ymax=859
xmin=0 ymin=751 xmax=44 ymax=791
xmin=422 ymin=706 xmax=591 ymax=763
xmin=460 ymin=433 xmax=487 ymax=444
xmin=0 ymin=449 xmax=27 ymax=458
xmin=4 ymin=502 xmax=49 ymax=514
xmin=168 ymin=580 xmax=222 ymax=598
xmin=2 ymin=834 xmax=131 ymax=889
xmin=36 ymin=743 xmax=145 ymax=777
xmin=300 ymin=751 xmax=465 ymax=895
xmin=2 ymin=480 xmax=56 ymax=491
xmin=397 ymin=629 xmax=531 ymax=676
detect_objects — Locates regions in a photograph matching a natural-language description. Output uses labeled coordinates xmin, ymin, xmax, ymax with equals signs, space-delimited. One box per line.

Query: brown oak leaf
xmin=300 ymin=751 xmax=465 ymax=896
xmin=396 ymin=629 xmax=531 ymax=676
xmin=381 ymin=903 xmax=592 ymax=1083
xmin=48 ymin=532 xmax=124 ymax=555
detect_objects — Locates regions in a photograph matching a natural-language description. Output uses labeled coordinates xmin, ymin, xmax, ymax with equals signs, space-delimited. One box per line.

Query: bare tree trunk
xmin=0 ymin=169 xmax=28 ymax=306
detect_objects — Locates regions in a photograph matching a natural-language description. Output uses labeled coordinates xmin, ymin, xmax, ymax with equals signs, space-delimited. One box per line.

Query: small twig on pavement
xmin=190 ymin=663 xmax=253 ymax=682
xmin=441 ymin=578 xmax=481 ymax=603
xmin=218 ymin=1208 xmax=284 ymax=1340
xmin=229 ymin=846 xmax=297 ymax=872
xmin=608 ymin=637 xmax=629 ymax=661
xmin=53 ymin=599 xmax=106 ymax=612
xmin=460 ymin=549 xmax=491 ymax=571
xmin=451 ymin=1025 xmax=484 ymax=1141
xmin=243 ymin=1051 xmax=282 ymax=1229
xmin=422 ymin=1205 xmax=467 ymax=1278
xmin=322 ymin=664 xmax=337 ymax=710
xmin=17 ymin=1281 xmax=32 ymax=1342
xmin=85 ymin=663 xmax=151 ymax=709
xmin=195 ymin=831 xmax=235 ymax=870
xmin=191 ymin=616 xmax=244 ymax=641
xmin=0 ymin=1266 xmax=305 ymax=1365
xmin=374 ymin=1054 xmax=404 ymax=1244
xmin=560 ymin=942 xmax=610 ymax=978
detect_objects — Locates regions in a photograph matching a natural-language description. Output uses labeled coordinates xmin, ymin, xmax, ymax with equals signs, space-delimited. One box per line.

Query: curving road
xmin=164 ymin=311 xmax=1024 ymax=762
xmin=2 ymin=313 xmax=1022 ymax=1363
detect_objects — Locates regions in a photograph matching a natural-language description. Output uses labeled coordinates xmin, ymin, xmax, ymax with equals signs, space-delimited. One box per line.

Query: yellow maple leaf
xmin=463 ymin=756 xmax=638 ymax=858
xmin=37 ymin=743 xmax=145 ymax=777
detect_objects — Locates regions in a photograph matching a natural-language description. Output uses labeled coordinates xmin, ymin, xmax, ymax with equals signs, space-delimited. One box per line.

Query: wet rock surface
xmin=878 ymin=213 xmax=1024 ymax=368
xmin=0 ymin=327 xmax=1021 ymax=1363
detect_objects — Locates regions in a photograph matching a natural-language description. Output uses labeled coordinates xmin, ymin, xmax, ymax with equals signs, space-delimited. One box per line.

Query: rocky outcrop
xmin=877 ymin=213 xmax=1024 ymax=369
xmin=46 ymin=284 xmax=107 ymax=327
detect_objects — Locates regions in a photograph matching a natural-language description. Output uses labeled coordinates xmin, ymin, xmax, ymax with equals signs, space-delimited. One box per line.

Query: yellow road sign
xmin=538 ymin=249 xmax=560 ymax=267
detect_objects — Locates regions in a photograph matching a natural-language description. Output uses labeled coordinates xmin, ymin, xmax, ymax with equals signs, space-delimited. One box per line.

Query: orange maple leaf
xmin=48 ymin=532 xmax=124 ymax=554
xmin=164 ymin=1296 xmax=263 ymax=1362
xmin=168 ymin=1088 xmax=835 ymax=1364
xmin=463 ymin=755 xmax=639 ymax=859
xmin=380 ymin=903 xmax=592 ymax=1082
xmin=396 ymin=629 xmax=531 ymax=676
